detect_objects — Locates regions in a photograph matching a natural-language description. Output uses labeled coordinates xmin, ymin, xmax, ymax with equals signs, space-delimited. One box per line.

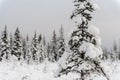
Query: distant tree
xmin=25 ymin=35 xmax=32 ymax=64
xmin=113 ymin=41 xmax=117 ymax=52
xmin=0 ymin=26 xmax=10 ymax=61
xmin=43 ymin=36 xmax=46 ymax=47
xmin=38 ymin=41 xmax=46 ymax=63
xmin=12 ymin=28 xmax=22 ymax=60
xmin=118 ymin=39 xmax=120 ymax=60
xmin=22 ymin=38 xmax=27 ymax=60
xmin=31 ymin=32 xmax=45 ymax=63
xmin=57 ymin=26 xmax=65 ymax=60
xmin=51 ymin=30 xmax=58 ymax=62
xmin=112 ymin=41 xmax=118 ymax=61
xmin=102 ymin=48 xmax=108 ymax=60
xmin=38 ymin=34 xmax=42 ymax=44
xmin=10 ymin=33 xmax=13 ymax=54
xmin=47 ymin=43 xmax=51 ymax=61
xmin=31 ymin=32 xmax=38 ymax=62
xmin=38 ymin=35 xmax=47 ymax=62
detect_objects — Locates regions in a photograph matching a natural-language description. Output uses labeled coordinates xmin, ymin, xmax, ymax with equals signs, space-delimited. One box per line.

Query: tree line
xmin=102 ymin=41 xmax=120 ymax=61
xmin=0 ymin=25 xmax=65 ymax=63
xmin=1 ymin=25 xmax=119 ymax=64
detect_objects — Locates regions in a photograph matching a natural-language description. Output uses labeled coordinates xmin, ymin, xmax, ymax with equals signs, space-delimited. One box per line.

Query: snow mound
xmin=79 ymin=42 xmax=102 ymax=59
xmin=87 ymin=25 xmax=102 ymax=46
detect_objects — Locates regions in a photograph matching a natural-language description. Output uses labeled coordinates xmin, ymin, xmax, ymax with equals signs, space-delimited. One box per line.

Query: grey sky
xmin=0 ymin=0 xmax=120 ymax=49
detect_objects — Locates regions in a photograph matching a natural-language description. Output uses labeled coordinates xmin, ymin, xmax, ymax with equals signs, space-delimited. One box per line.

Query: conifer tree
xmin=22 ymin=38 xmax=27 ymax=60
xmin=102 ymin=48 xmax=108 ymax=60
xmin=43 ymin=36 xmax=46 ymax=46
xmin=31 ymin=32 xmax=45 ymax=63
xmin=31 ymin=32 xmax=38 ymax=61
xmin=47 ymin=43 xmax=51 ymax=61
xmin=38 ymin=41 xmax=46 ymax=63
xmin=0 ymin=26 xmax=10 ymax=61
xmin=10 ymin=33 xmax=13 ymax=54
xmin=12 ymin=28 xmax=22 ymax=60
xmin=25 ymin=35 xmax=32 ymax=64
xmin=57 ymin=26 xmax=65 ymax=60
xmin=38 ymin=34 xmax=42 ymax=44
xmin=112 ymin=41 xmax=118 ymax=60
xmin=60 ymin=0 xmax=109 ymax=80
xmin=51 ymin=30 xmax=58 ymax=62
xmin=118 ymin=40 xmax=120 ymax=60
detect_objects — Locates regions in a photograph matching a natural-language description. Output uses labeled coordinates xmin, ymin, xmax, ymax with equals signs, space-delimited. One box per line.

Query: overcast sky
xmin=0 ymin=0 xmax=120 ymax=49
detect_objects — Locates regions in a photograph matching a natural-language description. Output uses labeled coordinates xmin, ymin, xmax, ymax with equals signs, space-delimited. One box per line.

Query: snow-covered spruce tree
xmin=38 ymin=36 xmax=46 ymax=63
xmin=60 ymin=0 xmax=109 ymax=80
xmin=47 ymin=43 xmax=51 ymax=61
xmin=31 ymin=32 xmax=45 ymax=63
xmin=0 ymin=26 xmax=10 ymax=61
xmin=38 ymin=34 xmax=42 ymax=44
xmin=38 ymin=34 xmax=47 ymax=62
xmin=25 ymin=35 xmax=32 ymax=64
xmin=57 ymin=26 xmax=65 ymax=60
xmin=10 ymin=33 xmax=13 ymax=55
xmin=12 ymin=28 xmax=22 ymax=61
xmin=43 ymin=36 xmax=46 ymax=46
xmin=31 ymin=32 xmax=39 ymax=62
xmin=51 ymin=30 xmax=58 ymax=62
xmin=112 ymin=41 xmax=118 ymax=61
xmin=22 ymin=38 xmax=27 ymax=60
xmin=118 ymin=40 xmax=120 ymax=60
xmin=102 ymin=48 xmax=108 ymax=60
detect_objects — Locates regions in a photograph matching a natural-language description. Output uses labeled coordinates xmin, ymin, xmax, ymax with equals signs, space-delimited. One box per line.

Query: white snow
xmin=58 ymin=51 xmax=71 ymax=68
xmin=87 ymin=25 xmax=100 ymax=37
xmin=87 ymin=25 xmax=102 ymax=46
xmin=0 ymin=60 xmax=120 ymax=80
xmin=72 ymin=36 xmax=79 ymax=42
xmin=0 ymin=60 xmax=59 ymax=80
xmin=92 ymin=3 xmax=100 ymax=10
xmin=79 ymin=42 xmax=102 ymax=59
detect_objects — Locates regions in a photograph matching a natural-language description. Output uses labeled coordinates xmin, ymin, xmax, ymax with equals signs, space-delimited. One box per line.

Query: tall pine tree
xmin=25 ymin=35 xmax=32 ymax=64
xmin=0 ymin=26 xmax=10 ymax=61
xmin=31 ymin=32 xmax=45 ymax=63
xmin=10 ymin=33 xmax=13 ymax=55
xmin=12 ymin=28 xmax=22 ymax=61
xmin=60 ymin=0 xmax=109 ymax=80
xmin=47 ymin=43 xmax=51 ymax=61
xmin=38 ymin=34 xmax=42 ymax=44
xmin=31 ymin=31 xmax=38 ymax=62
xmin=22 ymin=38 xmax=27 ymax=60
xmin=57 ymin=26 xmax=65 ymax=60
xmin=43 ymin=36 xmax=46 ymax=47
xmin=51 ymin=30 xmax=58 ymax=62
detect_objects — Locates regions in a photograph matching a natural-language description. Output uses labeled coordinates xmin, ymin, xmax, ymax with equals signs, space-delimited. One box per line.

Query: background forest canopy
xmin=0 ymin=24 xmax=119 ymax=62
xmin=0 ymin=25 xmax=66 ymax=62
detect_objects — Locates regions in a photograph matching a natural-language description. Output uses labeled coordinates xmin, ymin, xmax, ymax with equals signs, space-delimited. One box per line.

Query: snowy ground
xmin=109 ymin=61 xmax=120 ymax=80
xmin=0 ymin=60 xmax=119 ymax=80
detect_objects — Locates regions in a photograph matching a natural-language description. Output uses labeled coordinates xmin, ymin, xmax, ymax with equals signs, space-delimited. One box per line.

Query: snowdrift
xmin=0 ymin=60 xmax=119 ymax=80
